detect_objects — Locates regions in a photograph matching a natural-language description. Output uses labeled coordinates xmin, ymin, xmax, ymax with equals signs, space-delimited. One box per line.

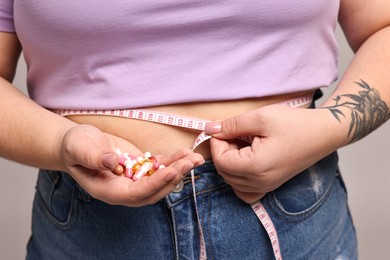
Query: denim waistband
xmin=165 ymin=160 xmax=227 ymax=208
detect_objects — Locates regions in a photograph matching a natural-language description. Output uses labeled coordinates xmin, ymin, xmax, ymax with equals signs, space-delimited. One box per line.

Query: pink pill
xmin=124 ymin=167 xmax=133 ymax=179
xmin=153 ymin=161 xmax=160 ymax=169
xmin=118 ymin=156 xmax=128 ymax=166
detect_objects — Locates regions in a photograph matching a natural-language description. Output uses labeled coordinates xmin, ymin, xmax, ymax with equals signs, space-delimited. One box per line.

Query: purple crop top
xmin=1 ymin=1 xmax=340 ymax=110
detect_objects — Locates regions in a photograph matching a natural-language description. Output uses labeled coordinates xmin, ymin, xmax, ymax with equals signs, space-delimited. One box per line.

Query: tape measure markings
xmin=54 ymin=94 xmax=313 ymax=260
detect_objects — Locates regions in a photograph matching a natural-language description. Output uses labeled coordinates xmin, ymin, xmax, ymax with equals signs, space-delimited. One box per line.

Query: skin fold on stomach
xmin=65 ymin=90 xmax=315 ymax=159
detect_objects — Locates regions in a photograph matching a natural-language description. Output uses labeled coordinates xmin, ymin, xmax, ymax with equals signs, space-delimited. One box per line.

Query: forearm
xmin=0 ymin=77 xmax=77 ymax=170
xmin=320 ymin=25 xmax=390 ymax=146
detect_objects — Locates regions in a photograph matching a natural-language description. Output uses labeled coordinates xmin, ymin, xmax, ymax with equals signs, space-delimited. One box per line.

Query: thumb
xmin=71 ymin=145 xmax=119 ymax=171
xmin=100 ymin=152 xmax=119 ymax=170
xmin=204 ymin=111 xmax=263 ymax=139
xmin=62 ymin=125 xmax=119 ymax=171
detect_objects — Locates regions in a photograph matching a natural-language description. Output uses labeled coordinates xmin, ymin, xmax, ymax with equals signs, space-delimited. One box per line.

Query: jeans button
xmin=172 ymin=180 xmax=184 ymax=193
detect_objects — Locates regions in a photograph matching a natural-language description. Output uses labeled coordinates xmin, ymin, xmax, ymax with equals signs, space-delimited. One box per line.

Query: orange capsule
xmin=114 ymin=165 xmax=124 ymax=175
xmin=146 ymin=169 xmax=156 ymax=176
xmin=133 ymin=162 xmax=154 ymax=181
xmin=132 ymin=162 xmax=142 ymax=173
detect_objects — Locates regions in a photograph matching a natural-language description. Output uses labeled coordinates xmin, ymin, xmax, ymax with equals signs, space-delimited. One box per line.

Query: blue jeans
xmin=26 ymin=152 xmax=357 ymax=260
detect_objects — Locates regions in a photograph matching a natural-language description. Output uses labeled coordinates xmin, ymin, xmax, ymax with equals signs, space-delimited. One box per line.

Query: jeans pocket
xmin=268 ymin=152 xmax=339 ymax=222
xmin=35 ymin=169 xmax=78 ymax=228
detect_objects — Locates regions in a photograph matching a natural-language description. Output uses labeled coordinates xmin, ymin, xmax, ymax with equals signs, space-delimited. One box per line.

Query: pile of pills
xmin=114 ymin=149 xmax=165 ymax=181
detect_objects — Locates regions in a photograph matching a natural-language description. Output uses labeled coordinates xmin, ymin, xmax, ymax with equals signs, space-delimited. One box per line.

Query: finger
xmin=205 ymin=110 xmax=264 ymax=139
xmin=157 ymin=148 xmax=192 ymax=165
xmin=218 ymin=170 xmax=266 ymax=194
xmin=124 ymin=157 xmax=198 ymax=206
xmin=71 ymin=153 xmax=200 ymax=207
xmin=219 ymin=171 xmax=252 ymax=188
xmin=158 ymin=148 xmax=205 ymax=167
xmin=68 ymin=166 xmax=128 ymax=202
xmin=232 ymin=188 xmax=266 ymax=204
xmin=71 ymin=166 xmax=175 ymax=207
xmin=225 ymin=181 xmax=262 ymax=193
xmin=210 ymin=138 xmax=257 ymax=175
xmin=116 ymin=155 xmax=198 ymax=205
xmin=63 ymin=125 xmax=119 ymax=171
xmin=100 ymin=152 xmax=120 ymax=170
xmin=73 ymin=144 xmax=119 ymax=171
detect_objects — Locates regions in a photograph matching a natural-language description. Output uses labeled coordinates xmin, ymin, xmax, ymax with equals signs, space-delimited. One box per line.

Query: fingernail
xmin=102 ymin=153 xmax=118 ymax=169
xmin=204 ymin=122 xmax=222 ymax=134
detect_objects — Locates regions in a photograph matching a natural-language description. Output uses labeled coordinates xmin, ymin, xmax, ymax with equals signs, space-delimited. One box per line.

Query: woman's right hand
xmin=59 ymin=124 xmax=205 ymax=207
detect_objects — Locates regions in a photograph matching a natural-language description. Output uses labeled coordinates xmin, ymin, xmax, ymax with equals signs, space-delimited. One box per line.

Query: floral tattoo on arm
xmin=326 ymin=80 xmax=390 ymax=143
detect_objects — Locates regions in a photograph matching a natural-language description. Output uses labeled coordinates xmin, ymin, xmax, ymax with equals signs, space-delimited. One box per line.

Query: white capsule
xmin=133 ymin=162 xmax=154 ymax=181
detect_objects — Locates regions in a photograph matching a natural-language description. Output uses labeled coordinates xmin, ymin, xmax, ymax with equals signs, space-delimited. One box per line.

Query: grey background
xmin=1 ymin=27 xmax=389 ymax=259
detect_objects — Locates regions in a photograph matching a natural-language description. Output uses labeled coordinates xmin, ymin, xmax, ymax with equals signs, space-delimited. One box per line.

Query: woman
xmin=1 ymin=1 xmax=389 ymax=259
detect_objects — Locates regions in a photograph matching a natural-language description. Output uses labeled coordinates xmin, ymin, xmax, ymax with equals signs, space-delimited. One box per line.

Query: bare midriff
xmin=65 ymin=90 xmax=315 ymax=159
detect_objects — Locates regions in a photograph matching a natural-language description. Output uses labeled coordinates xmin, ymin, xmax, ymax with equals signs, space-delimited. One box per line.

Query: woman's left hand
xmin=205 ymin=105 xmax=344 ymax=204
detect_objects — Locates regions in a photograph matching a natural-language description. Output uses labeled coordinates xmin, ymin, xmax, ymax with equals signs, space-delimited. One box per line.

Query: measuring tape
xmin=54 ymin=94 xmax=313 ymax=260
